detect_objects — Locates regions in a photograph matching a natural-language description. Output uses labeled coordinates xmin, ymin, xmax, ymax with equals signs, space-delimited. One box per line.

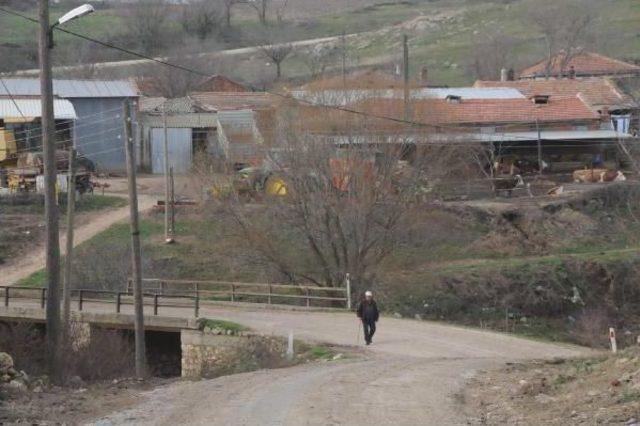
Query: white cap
xmin=365 ymin=291 xmax=373 ymax=297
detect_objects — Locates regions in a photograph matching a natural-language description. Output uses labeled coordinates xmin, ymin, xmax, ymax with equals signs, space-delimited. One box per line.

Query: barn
xmin=0 ymin=78 xmax=139 ymax=172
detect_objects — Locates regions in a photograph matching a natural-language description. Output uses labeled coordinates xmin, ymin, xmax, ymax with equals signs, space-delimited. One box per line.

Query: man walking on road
xmin=356 ymin=291 xmax=379 ymax=345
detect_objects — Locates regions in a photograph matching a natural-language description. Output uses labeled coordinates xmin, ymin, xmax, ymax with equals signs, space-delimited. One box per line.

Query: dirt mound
xmin=464 ymin=348 xmax=640 ymax=425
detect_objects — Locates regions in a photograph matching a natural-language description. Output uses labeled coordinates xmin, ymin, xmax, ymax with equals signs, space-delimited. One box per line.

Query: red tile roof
xmin=520 ymin=52 xmax=640 ymax=79
xmin=474 ymin=78 xmax=635 ymax=110
xmin=351 ymin=96 xmax=600 ymax=126
xmin=189 ymin=92 xmax=282 ymax=111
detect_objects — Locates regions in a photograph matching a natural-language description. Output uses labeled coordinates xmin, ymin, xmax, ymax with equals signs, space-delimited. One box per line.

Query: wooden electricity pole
xmin=163 ymin=109 xmax=173 ymax=243
xmin=62 ymin=148 xmax=77 ymax=344
xmin=403 ymin=34 xmax=410 ymax=122
xmin=39 ymin=0 xmax=61 ymax=376
xmin=123 ymin=101 xmax=147 ymax=379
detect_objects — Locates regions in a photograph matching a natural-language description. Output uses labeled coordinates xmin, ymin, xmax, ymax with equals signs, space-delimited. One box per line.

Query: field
xmin=2 ymin=0 xmax=640 ymax=85
xmin=0 ymin=194 xmax=127 ymax=268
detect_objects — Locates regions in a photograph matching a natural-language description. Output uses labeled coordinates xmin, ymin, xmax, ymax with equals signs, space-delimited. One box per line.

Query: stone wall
xmin=180 ymin=329 xmax=289 ymax=379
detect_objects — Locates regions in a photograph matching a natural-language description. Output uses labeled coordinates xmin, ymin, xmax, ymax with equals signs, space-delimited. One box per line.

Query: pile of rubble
xmin=0 ymin=352 xmax=44 ymax=394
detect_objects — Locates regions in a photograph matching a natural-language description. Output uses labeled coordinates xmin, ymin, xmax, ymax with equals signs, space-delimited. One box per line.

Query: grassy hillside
xmin=2 ymin=0 xmax=640 ymax=85
xmin=18 ymin=183 xmax=640 ymax=347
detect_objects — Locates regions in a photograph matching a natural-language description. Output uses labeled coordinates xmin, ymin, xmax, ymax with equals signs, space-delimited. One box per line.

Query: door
xmin=151 ymin=128 xmax=193 ymax=174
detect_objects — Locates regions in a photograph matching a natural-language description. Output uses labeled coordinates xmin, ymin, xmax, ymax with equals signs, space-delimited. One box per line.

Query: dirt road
xmin=91 ymin=307 xmax=589 ymax=426
xmin=0 ymin=194 xmax=155 ymax=286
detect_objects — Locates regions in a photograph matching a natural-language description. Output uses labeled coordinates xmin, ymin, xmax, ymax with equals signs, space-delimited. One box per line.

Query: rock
xmin=67 ymin=375 xmax=85 ymax=388
xmin=32 ymin=385 xmax=43 ymax=393
xmin=626 ymin=418 xmax=637 ymax=426
xmin=414 ymin=314 xmax=423 ymax=321
xmin=332 ymin=353 xmax=343 ymax=361
xmin=570 ymin=411 xmax=578 ymax=417
xmin=611 ymin=379 xmax=621 ymax=387
xmin=587 ymin=390 xmax=599 ymax=397
xmin=19 ymin=370 xmax=29 ymax=384
xmin=7 ymin=379 xmax=28 ymax=392
xmin=0 ymin=353 xmax=13 ymax=372
xmin=393 ymin=312 xmax=402 ymax=319
xmin=534 ymin=394 xmax=555 ymax=404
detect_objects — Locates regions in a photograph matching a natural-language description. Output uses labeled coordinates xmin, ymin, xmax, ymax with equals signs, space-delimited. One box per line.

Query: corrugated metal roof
xmin=0 ymin=78 xmax=138 ymax=98
xmin=290 ymin=87 xmax=525 ymax=106
xmin=0 ymin=98 xmax=77 ymax=120
xmin=142 ymin=113 xmax=218 ymax=128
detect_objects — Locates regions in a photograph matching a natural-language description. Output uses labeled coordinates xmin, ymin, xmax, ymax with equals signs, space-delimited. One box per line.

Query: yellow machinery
xmin=0 ymin=127 xmax=17 ymax=166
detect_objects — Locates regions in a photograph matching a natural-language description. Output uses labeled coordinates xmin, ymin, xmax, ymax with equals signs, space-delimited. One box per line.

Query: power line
xmin=0 ymin=5 xmax=551 ymax=138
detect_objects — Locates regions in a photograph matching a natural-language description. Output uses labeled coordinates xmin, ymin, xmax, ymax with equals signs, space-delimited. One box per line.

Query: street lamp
xmin=37 ymin=0 xmax=94 ymax=380
xmin=48 ymin=4 xmax=95 ymax=48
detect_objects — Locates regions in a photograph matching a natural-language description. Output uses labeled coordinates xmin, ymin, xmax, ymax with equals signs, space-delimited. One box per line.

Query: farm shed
xmin=0 ymin=78 xmax=138 ymax=172
xmin=139 ymin=97 xmax=218 ymax=174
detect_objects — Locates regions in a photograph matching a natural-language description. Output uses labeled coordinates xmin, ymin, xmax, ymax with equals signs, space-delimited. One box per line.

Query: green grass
xmin=17 ymin=270 xmax=47 ymax=288
xmin=201 ymin=319 xmax=250 ymax=333
xmin=308 ymin=345 xmax=333 ymax=359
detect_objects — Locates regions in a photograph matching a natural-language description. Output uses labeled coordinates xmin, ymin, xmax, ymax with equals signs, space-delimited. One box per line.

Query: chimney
xmin=420 ymin=66 xmax=429 ymax=86
xmin=568 ymin=65 xmax=576 ymax=79
xmin=500 ymin=68 xmax=508 ymax=82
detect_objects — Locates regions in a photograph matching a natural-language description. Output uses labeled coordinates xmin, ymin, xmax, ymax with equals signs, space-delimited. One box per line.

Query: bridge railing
xmin=130 ymin=278 xmax=351 ymax=309
xmin=0 ymin=286 xmax=201 ymax=317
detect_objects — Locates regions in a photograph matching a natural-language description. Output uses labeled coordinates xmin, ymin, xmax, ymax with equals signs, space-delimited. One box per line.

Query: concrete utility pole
xmin=62 ymin=148 xmax=77 ymax=345
xmin=403 ymin=34 xmax=410 ymax=122
xmin=39 ymin=0 xmax=61 ymax=377
xmin=123 ymin=101 xmax=147 ymax=379
xmin=162 ymin=109 xmax=173 ymax=243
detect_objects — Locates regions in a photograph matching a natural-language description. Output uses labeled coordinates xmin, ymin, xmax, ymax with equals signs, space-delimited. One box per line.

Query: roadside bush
xmin=0 ymin=321 xmax=134 ymax=383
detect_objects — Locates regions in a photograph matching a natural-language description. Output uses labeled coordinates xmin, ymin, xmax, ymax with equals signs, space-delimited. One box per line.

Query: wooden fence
xmin=1 ymin=286 xmax=199 ymax=317
xmin=129 ymin=278 xmax=352 ymax=309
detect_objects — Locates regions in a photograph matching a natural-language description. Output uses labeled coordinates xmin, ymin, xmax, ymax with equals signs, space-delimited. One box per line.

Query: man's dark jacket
xmin=357 ymin=300 xmax=379 ymax=322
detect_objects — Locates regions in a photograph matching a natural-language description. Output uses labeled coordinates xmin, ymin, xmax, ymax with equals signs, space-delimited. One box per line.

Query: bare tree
xmin=260 ymin=42 xmax=293 ymax=80
xmin=469 ymin=31 xmax=516 ymax=81
xmin=128 ymin=0 xmax=171 ymax=54
xmin=222 ymin=105 xmax=478 ymax=294
xmin=181 ymin=0 xmax=223 ymax=41
xmin=221 ymin=0 xmax=243 ymax=27
xmin=301 ymin=44 xmax=340 ymax=79
xmin=248 ymin=0 xmax=269 ymax=25
xmin=275 ymin=0 xmax=289 ymax=24
xmin=528 ymin=0 xmax=598 ymax=78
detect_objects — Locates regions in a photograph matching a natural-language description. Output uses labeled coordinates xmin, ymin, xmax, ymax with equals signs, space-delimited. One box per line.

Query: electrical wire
xmin=0 ymin=5 xmax=585 ymax=141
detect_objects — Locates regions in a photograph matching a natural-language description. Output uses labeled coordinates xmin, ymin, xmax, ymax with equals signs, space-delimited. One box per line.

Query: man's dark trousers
xmin=362 ymin=319 xmax=376 ymax=344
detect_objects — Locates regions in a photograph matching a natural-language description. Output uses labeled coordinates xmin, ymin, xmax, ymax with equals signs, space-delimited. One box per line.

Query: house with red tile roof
xmin=474 ymin=78 xmax=639 ymax=134
xmin=519 ymin=51 xmax=640 ymax=80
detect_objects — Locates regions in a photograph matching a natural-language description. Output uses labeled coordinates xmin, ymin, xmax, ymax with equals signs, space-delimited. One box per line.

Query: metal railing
xmin=129 ymin=278 xmax=351 ymax=309
xmin=0 ymin=286 xmax=200 ymax=317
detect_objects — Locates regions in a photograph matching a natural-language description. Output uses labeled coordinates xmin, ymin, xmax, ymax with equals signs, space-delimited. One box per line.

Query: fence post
xmin=79 ymin=290 xmax=84 ymax=311
xmin=194 ymin=294 xmax=199 ymax=318
xmin=306 ymin=288 xmax=310 ymax=308
xmin=4 ymin=287 xmax=8 ymax=307
xmin=268 ymin=284 xmax=272 ymax=305
xmin=160 ymin=281 xmax=165 ymax=296
xmin=154 ymin=294 xmax=159 ymax=316
xmin=116 ymin=292 xmax=121 ymax=313
xmin=40 ymin=288 xmax=46 ymax=309
xmin=231 ymin=284 xmax=235 ymax=302
xmin=127 ymin=277 xmax=132 ymax=293
xmin=194 ymin=283 xmax=199 ymax=300
xmin=345 ymin=273 xmax=352 ymax=310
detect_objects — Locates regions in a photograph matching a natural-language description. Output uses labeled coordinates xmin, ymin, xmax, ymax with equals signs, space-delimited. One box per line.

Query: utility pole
xmin=123 ymin=101 xmax=147 ymax=379
xmin=169 ymin=166 xmax=175 ymax=237
xmin=341 ymin=30 xmax=347 ymax=89
xmin=39 ymin=0 xmax=61 ymax=377
xmin=403 ymin=34 xmax=410 ymax=122
xmin=536 ymin=119 xmax=543 ymax=175
xmin=62 ymin=148 xmax=76 ymax=345
xmin=162 ymin=109 xmax=173 ymax=243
